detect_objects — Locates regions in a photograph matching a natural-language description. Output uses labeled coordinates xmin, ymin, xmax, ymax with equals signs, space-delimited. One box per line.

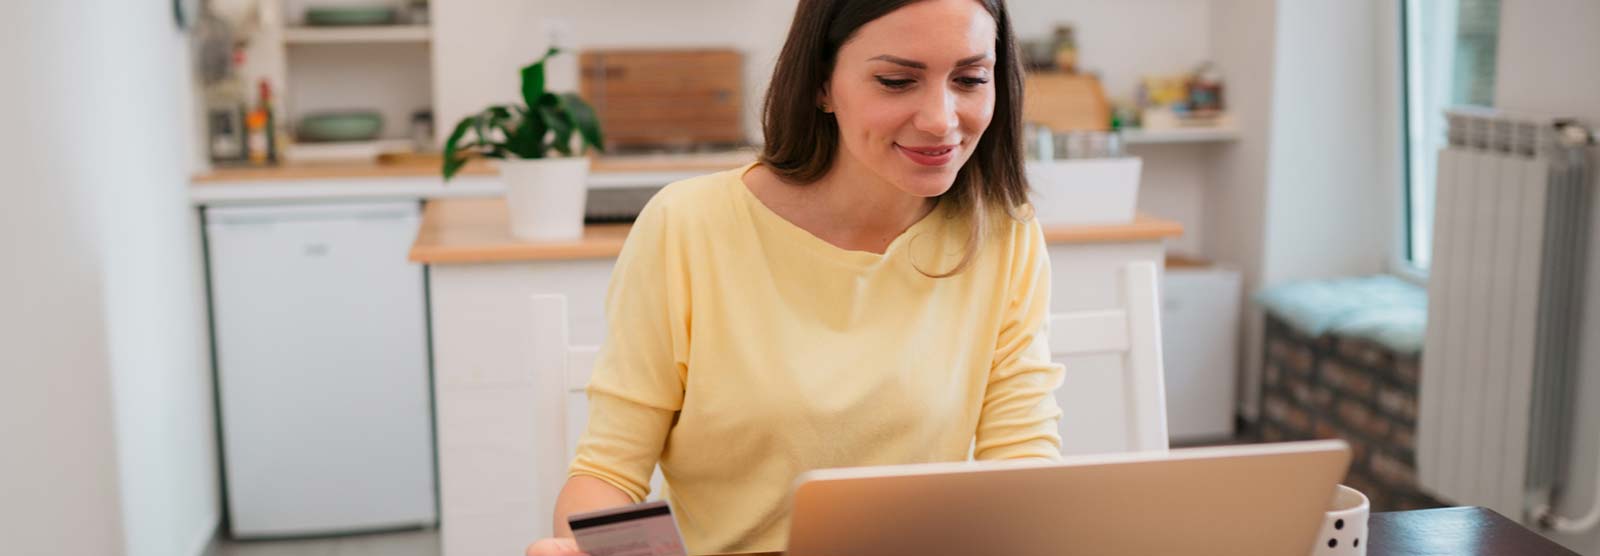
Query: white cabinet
xmin=428 ymin=260 xmax=613 ymax=555
xmin=206 ymin=201 xmax=436 ymax=537
xmin=1160 ymin=265 xmax=1242 ymax=441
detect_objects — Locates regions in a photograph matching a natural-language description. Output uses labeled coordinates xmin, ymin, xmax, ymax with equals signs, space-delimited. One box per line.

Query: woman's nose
xmin=913 ymin=87 xmax=958 ymax=137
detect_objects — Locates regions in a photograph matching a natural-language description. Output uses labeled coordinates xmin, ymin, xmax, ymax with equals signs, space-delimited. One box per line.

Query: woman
xmin=529 ymin=0 xmax=1061 ymax=554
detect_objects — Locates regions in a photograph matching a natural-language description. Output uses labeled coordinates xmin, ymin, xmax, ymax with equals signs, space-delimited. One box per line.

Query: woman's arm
xmin=546 ymin=196 xmax=688 ymax=539
xmin=551 ymin=475 xmax=636 ymax=537
xmin=974 ymin=218 xmax=1066 ymax=461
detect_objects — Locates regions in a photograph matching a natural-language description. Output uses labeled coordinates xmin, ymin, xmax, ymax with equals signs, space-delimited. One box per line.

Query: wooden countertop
xmin=192 ymin=150 xmax=758 ymax=184
xmin=409 ymin=198 xmax=1183 ymax=264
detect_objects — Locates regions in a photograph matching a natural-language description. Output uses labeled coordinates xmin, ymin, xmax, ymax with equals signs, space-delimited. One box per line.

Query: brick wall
xmin=1257 ymin=314 xmax=1448 ymax=511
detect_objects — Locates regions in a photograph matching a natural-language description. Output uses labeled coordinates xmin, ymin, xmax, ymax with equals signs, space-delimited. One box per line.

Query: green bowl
xmin=298 ymin=111 xmax=384 ymax=143
xmin=304 ymin=6 xmax=397 ymax=26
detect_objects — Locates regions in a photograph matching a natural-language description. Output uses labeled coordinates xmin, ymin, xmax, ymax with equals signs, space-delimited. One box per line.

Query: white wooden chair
xmin=1050 ymin=261 xmax=1170 ymax=455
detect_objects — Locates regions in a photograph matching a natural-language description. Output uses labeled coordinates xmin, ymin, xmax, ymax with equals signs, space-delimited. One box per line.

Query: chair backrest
xmin=1049 ymin=261 xmax=1170 ymax=455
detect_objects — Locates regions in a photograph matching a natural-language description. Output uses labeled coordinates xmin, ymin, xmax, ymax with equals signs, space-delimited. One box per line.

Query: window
xmin=1402 ymin=0 xmax=1500 ymax=270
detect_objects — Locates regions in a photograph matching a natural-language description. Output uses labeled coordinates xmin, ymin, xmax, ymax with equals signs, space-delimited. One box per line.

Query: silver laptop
xmin=786 ymin=440 xmax=1350 ymax=556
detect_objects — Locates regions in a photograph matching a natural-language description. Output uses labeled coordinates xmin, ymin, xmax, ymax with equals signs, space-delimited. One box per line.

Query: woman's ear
xmin=816 ymin=84 xmax=833 ymax=113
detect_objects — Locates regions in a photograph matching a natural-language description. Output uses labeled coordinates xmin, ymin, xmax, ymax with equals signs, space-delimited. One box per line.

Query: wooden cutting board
xmin=1023 ymin=73 xmax=1110 ymax=132
xmin=579 ymin=49 xmax=745 ymax=149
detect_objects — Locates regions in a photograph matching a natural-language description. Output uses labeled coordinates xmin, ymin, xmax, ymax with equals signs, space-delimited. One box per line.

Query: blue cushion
xmin=1253 ymin=275 xmax=1428 ymax=355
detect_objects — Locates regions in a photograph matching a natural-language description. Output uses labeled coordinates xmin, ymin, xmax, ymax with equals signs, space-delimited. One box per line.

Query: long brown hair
xmin=758 ymin=0 xmax=1030 ymax=277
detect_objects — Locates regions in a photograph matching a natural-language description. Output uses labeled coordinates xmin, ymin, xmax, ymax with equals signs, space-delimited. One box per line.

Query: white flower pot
xmin=501 ymin=157 xmax=589 ymax=242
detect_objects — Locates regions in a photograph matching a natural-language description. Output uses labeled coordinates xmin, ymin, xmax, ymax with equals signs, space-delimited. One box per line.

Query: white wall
xmin=1493 ymin=2 xmax=1600 ymax=552
xmin=0 ymin=3 xmax=220 ymax=556
xmin=1260 ymin=0 xmax=1388 ymax=285
xmin=96 ymin=5 xmax=224 ymax=556
xmin=1203 ymin=0 xmax=1394 ymax=420
xmin=1 ymin=2 xmax=132 ymax=553
xmin=1132 ymin=143 xmax=1215 ymax=256
xmin=1204 ymin=0 xmax=1277 ymax=420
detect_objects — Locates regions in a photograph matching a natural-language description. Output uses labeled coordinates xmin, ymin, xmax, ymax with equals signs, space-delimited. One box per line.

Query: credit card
xmin=568 ymin=500 xmax=689 ymax=556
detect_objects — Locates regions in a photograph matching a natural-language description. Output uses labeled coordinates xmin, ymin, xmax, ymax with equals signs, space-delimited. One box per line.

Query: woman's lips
xmin=896 ymin=143 xmax=957 ymax=166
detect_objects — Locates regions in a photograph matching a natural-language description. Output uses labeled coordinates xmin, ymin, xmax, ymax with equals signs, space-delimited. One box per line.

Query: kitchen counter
xmin=189 ymin=151 xmax=757 ymax=205
xmin=409 ymin=197 xmax=1184 ymax=264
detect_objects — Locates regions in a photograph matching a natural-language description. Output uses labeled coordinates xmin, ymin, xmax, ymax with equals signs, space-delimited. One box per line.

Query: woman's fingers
xmin=525 ymin=536 xmax=587 ymax=556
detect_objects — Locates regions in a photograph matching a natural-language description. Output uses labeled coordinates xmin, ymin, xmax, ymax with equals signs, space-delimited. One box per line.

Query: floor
xmin=217 ymin=527 xmax=440 ymax=556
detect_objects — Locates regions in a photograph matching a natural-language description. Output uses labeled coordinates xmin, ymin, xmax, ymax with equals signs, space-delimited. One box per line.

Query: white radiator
xmin=1418 ymin=109 xmax=1592 ymax=522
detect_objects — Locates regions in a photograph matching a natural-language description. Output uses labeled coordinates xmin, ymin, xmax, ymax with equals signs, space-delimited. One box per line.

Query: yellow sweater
xmin=568 ymin=162 xmax=1064 ymax=555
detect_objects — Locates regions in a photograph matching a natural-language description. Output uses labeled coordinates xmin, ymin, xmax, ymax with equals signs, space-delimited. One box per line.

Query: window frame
xmin=1389 ymin=0 xmax=1429 ymax=286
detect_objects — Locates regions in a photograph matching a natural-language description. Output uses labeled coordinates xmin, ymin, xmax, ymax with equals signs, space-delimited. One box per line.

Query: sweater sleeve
xmin=974 ymin=217 xmax=1065 ymax=461
xmin=567 ymin=199 xmax=689 ymax=502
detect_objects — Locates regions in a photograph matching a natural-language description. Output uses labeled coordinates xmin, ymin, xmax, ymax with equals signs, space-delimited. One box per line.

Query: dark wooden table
xmin=1369 ymin=507 xmax=1579 ymax=555
xmin=720 ymin=506 xmax=1577 ymax=556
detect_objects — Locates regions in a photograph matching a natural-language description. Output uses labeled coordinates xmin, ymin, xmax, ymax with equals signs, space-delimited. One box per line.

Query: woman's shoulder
xmin=965 ymin=203 xmax=1047 ymax=276
xmin=969 ymin=202 xmax=1043 ymax=250
xmin=634 ymin=163 xmax=752 ymax=224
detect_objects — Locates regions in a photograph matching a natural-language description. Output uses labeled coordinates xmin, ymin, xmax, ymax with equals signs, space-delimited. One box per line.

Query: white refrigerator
xmin=205 ymin=201 xmax=437 ymax=537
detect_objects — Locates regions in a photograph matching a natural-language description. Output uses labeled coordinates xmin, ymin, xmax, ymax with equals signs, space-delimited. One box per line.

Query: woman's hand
xmin=532 ymin=475 xmax=634 ymax=555
xmin=525 ymin=536 xmax=587 ymax=556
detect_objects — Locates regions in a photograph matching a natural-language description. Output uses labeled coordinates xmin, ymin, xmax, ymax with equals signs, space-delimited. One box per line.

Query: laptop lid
xmin=787 ymin=440 xmax=1351 ymax=556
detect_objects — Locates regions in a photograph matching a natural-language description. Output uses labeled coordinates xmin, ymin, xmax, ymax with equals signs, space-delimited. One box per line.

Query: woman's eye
xmin=957 ymin=77 xmax=991 ymax=88
xmin=875 ymin=77 xmax=914 ymax=90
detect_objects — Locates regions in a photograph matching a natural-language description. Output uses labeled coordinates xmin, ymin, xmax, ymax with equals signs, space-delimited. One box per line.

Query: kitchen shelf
xmin=283 ymin=25 xmax=432 ymax=45
xmin=1122 ymin=127 xmax=1239 ymax=145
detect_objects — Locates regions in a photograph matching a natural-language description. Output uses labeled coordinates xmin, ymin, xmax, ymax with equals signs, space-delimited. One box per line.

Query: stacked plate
xmin=304 ymin=6 xmax=397 ymax=26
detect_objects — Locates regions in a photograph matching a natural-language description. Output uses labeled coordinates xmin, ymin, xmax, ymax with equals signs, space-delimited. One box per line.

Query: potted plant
xmin=442 ymin=47 xmax=604 ymax=241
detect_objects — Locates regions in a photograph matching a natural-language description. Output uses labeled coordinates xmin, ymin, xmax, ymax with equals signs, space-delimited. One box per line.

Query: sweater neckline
xmin=732 ymin=161 xmax=944 ymax=269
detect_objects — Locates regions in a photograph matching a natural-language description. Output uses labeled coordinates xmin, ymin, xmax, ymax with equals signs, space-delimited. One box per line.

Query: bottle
xmin=246 ymin=79 xmax=277 ymax=165
xmin=1052 ymin=25 xmax=1078 ymax=74
xmin=1188 ymin=62 xmax=1225 ymax=118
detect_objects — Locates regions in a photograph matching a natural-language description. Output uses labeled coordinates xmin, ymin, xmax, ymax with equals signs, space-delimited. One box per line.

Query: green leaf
xmin=507 ymin=105 xmax=549 ymax=159
xmin=443 ymin=155 xmax=466 ymax=180
xmin=484 ymin=105 xmax=515 ymax=143
xmin=540 ymin=102 xmax=575 ymax=156
xmin=520 ymin=61 xmax=545 ymax=111
xmin=560 ymin=92 xmax=605 ymax=153
xmin=518 ymin=48 xmax=562 ymax=120
xmin=441 ymin=114 xmax=480 ymax=181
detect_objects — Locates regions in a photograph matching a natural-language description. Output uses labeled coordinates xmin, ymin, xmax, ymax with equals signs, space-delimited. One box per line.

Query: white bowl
xmin=1025 ymin=158 xmax=1142 ymax=226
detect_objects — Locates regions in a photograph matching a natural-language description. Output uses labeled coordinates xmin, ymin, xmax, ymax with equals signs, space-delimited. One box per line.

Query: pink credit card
xmin=568 ymin=500 xmax=690 ymax=556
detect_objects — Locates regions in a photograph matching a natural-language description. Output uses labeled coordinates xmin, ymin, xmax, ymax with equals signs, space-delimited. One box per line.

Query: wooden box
xmin=579 ymin=49 xmax=744 ymax=150
xmin=1023 ymin=73 xmax=1110 ymax=132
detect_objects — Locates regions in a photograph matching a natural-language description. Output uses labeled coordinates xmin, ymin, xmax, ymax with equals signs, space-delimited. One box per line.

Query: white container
xmin=1025 ymin=158 xmax=1141 ymax=226
xmin=1310 ymin=484 xmax=1370 ymax=555
xmin=502 ymin=157 xmax=590 ymax=241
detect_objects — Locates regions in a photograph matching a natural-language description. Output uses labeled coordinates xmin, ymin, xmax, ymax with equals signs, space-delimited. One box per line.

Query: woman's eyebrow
xmin=867 ymin=53 xmax=993 ymax=69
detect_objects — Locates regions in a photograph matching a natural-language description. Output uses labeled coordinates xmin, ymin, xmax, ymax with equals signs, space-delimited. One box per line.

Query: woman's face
xmin=822 ymin=0 xmax=998 ymax=199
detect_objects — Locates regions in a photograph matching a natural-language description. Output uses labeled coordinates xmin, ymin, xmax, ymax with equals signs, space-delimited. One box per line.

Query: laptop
xmin=785 ymin=440 xmax=1350 ymax=556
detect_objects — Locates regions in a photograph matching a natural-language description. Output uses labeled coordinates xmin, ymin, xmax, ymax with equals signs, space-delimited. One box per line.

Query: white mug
xmin=1310 ymin=484 xmax=1370 ymax=556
